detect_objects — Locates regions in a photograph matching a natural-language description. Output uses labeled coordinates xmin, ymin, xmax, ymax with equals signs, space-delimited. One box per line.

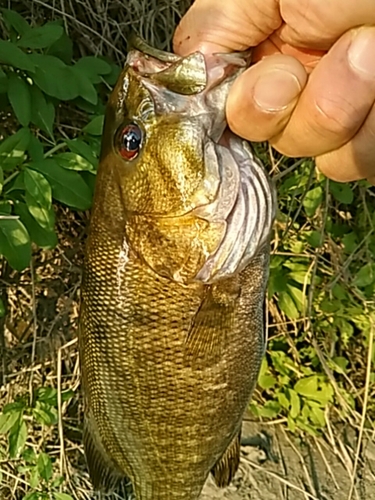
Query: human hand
xmin=173 ymin=0 xmax=375 ymax=183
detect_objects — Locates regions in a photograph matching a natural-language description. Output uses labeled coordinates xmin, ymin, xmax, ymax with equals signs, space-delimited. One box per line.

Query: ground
xmin=1 ymin=208 xmax=374 ymax=500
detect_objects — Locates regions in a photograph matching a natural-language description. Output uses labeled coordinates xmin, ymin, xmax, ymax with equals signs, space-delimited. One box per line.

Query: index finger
xmin=173 ymin=0 xmax=282 ymax=55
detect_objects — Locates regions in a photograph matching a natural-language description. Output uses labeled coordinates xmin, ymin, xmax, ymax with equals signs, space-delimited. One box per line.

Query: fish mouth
xmin=124 ymin=38 xmax=276 ymax=284
xmin=191 ymin=131 xmax=276 ymax=284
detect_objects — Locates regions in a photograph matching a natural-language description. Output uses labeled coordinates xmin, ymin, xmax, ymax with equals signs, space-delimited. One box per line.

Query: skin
xmin=173 ymin=0 xmax=375 ymax=184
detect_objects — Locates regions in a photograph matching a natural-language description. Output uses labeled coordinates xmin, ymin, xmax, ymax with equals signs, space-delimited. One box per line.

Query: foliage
xmin=0 ymin=3 xmax=374 ymax=499
xmin=0 ymin=8 xmax=117 ymax=271
xmin=250 ymin=155 xmax=375 ymax=435
xmin=0 ymin=387 xmax=74 ymax=499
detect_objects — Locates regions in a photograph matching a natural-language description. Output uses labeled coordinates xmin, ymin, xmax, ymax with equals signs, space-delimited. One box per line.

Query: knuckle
xmin=314 ymin=94 xmax=358 ymax=138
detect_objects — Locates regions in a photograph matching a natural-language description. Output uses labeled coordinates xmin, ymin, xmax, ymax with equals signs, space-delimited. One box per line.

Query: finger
xmin=253 ymin=36 xmax=324 ymax=71
xmin=270 ymin=27 xmax=375 ymax=158
xmin=173 ymin=0 xmax=281 ymax=56
xmin=278 ymin=0 xmax=375 ymax=50
xmin=226 ymin=54 xmax=307 ymax=142
xmin=316 ymin=103 xmax=375 ymax=182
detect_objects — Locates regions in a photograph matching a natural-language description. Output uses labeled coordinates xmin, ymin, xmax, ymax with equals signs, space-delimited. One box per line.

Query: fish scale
xmin=79 ymin=37 xmax=275 ymax=499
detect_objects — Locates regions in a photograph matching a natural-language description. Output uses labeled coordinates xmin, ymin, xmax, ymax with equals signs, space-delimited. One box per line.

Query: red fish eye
xmin=118 ymin=123 xmax=143 ymax=160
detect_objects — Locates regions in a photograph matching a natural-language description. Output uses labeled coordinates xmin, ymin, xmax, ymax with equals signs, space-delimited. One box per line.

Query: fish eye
xmin=117 ymin=123 xmax=143 ymax=160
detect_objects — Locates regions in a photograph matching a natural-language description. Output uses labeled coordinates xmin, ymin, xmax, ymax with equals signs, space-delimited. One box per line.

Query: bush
xmin=0 ymin=4 xmax=374 ymax=499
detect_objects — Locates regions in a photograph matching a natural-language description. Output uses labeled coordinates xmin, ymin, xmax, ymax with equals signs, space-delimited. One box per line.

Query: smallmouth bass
xmin=79 ymin=37 xmax=276 ymax=499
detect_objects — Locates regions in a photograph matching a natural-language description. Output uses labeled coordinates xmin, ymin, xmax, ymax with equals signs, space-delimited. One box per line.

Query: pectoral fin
xmin=183 ymin=280 xmax=240 ymax=368
xmin=211 ymin=430 xmax=241 ymax=487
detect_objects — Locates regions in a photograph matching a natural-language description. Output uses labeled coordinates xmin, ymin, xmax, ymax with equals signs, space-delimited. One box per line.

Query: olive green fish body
xmin=79 ymin=38 xmax=275 ymax=499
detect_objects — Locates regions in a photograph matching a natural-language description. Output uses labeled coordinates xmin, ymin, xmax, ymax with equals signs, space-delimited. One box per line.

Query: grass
xmin=0 ymin=1 xmax=375 ymax=499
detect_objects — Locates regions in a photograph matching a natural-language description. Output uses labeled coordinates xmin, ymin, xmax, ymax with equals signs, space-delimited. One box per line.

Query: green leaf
xmin=35 ymin=386 xmax=57 ymax=404
xmin=69 ymin=66 xmax=97 ymax=104
xmin=55 ymin=152 xmax=95 ymax=172
xmin=0 ymin=410 xmax=20 ymax=434
xmin=32 ymin=398 xmax=58 ymax=426
xmin=23 ymin=493 xmax=39 ymax=500
xmin=25 ymin=169 xmax=55 ymax=231
xmin=329 ymin=181 xmax=354 ymax=205
xmin=18 ymin=24 xmax=63 ymax=49
xmin=258 ymin=401 xmax=280 ymax=418
xmin=0 ymin=40 xmax=35 ymax=72
xmin=29 ymin=467 xmax=40 ymax=489
xmin=0 ymin=166 xmax=3 ymax=194
xmin=29 ymin=85 xmax=55 ymax=139
xmin=83 ymin=114 xmax=104 ymax=135
xmin=304 ymin=230 xmax=321 ymax=248
xmin=28 ymin=135 xmax=44 ymax=162
xmin=258 ymin=358 xmax=276 ymax=389
xmin=22 ymin=447 xmax=37 ymax=463
xmin=308 ymin=403 xmax=326 ymax=427
xmin=54 ymin=494 xmax=75 ymax=500
xmin=47 ymin=30 xmax=73 ymax=64
xmin=294 ymin=376 xmax=319 ymax=399
xmin=353 ymin=263 xmax=375 ymax=288
xmin=1 ymin=8 xmax=30 ymax=35
xmin=74 ymin=56 xmax=111 ymax=83
xmin=287 ymin=285 xmax=305 ymax=313
xmin=289 ymin=389 xmax=300 ymax=419
xmin=30 ymin=159 xmax=92 ymax=210
xmin=9 ymin=415 xmax=27 ymax=458
xmin=14 ymin=202 xmax=57 ymax=249
xmin=24 ymin=169 xmax=52 ymax=208
xmin=4 ymin=400 xmax=26 ymax=413
xmin=7 ymin=73 xmax=31 ymax=127
xmin=0 ymin=72 xmax=8 ymax=94
xmin=277 ymin=391 xmax=289 ymax=409
xmin=0 ymin=298 xmax=5 ymax=318
xmin=65 ymin=138 xmax=98 ymax=168
xmin=0 ymin=217 xmax=31 ymax=270
xmin=0 ymin=127 xmax=31 ymax=170
xmin=28 ymin=54 xmax=78 ymax=101
xmin=278 ymin=291 xmax=299 ymax=319
xmin=37 ymin=452 xmax=52 ymax=482
xmin=303 ymin=186 xmax=323 ymax=217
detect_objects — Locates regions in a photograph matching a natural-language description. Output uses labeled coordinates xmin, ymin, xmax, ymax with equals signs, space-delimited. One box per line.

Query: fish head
xmin=96 ymin=38 xmax=276 ymax=284
xmin=99 ymin=40 xmax=250 ymax=217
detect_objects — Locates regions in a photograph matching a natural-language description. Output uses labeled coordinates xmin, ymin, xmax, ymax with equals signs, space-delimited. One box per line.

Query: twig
xmin=347 ymin=311 xmax=374 ymax=500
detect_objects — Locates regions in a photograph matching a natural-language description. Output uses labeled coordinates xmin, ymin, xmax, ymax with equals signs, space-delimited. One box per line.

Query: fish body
xmin=79 ymin=39 xmax=276 ymax=499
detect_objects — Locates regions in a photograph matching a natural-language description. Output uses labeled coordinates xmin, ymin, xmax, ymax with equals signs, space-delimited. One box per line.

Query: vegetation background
xmin=0 ymin=1 xmax=374 ymax=499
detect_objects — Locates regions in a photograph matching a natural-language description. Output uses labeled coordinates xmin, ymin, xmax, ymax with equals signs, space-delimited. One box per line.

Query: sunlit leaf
xmin=0 ymin=127 xmax=31 ymax=170
xmin=30 ymin=159 xmax=92 ymax=210
xmin=0 ymin=217 xmax=31 ymax=270
xmin=9 ymin=415 xmax=27 ymax=458
xmin=303 ymin=186 xmax=323 ymax=217
xmin=14 ymin=202 xmax=57 ymax=249
xmin=37 ymin=452 xmax=52 ymax=482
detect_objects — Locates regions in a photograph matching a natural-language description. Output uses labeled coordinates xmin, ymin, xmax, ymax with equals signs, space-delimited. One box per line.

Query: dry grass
xmin=1 ymin=1 xmax=375 ymax=499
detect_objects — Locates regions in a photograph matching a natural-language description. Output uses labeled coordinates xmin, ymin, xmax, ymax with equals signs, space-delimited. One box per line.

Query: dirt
xmin=1 ymin=209 xmax=375 ymax=500
xmin=201 ymin=420 xmax=375 ymax=500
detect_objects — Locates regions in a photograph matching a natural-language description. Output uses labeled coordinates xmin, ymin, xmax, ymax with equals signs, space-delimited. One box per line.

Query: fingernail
xmin=348 ymin=28 xmax=375 ymax=78
xmin=253 ymin=69 xmax=302 ymax=112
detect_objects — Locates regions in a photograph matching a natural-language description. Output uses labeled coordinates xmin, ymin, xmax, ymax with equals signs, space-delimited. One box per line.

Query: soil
xmin=1 ymin=209 xmax=374 ymax=500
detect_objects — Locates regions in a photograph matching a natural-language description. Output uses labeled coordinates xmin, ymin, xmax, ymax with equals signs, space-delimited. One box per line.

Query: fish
xmin=78 ymin=36 xmax=276 ymax=500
